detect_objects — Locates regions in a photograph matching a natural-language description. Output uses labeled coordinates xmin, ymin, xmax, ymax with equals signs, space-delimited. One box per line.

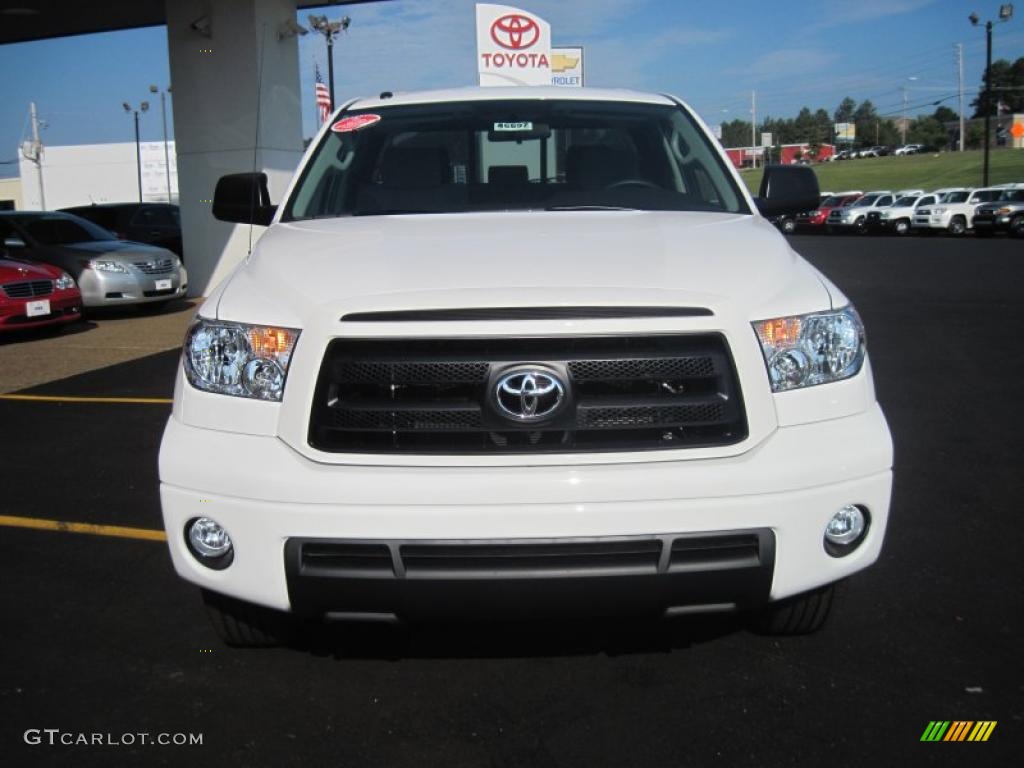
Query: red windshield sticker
xmin=330 ymin=114 xmax=382 ymax=133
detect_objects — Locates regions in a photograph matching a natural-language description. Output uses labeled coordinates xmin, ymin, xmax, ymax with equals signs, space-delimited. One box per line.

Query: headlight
xmin=89 ymin=259 xmax=128 ymax=273
xmin=753 ymin=307 xmax=866 ymax=392
xmin=996 ymin=206 xmax=1014 ymax=215
xmin=55 ymin=273 xmax=76 ymax=290
xmin=183 ymin=318 xmax=300 ymax=401
xmin=932 ymin=207 xmax=946 ymax=214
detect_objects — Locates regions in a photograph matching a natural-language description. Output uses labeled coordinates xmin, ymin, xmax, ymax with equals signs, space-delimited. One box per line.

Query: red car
xmin=794 ymin=192 xmax=862 ymax=232
xmin=0 ymin=254 xmax=82 ymax=331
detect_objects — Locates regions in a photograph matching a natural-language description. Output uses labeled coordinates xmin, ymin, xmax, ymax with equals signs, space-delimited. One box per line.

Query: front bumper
xmin=971 ymin=214 xmax=1013 ymax=232
xmin=912 ymin=214 xmax=950 ymax=230
xmin=76 ymin=265 xmax=188 ymax=307
xmin=0 ymin=292 xmax=82 ymax=329
xmin=159 ymin=404 xmax=893 ymax=617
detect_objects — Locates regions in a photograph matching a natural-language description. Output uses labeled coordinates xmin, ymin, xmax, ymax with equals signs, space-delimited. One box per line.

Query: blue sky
xmin=1 ymin=0 xmax=1021 ymax=168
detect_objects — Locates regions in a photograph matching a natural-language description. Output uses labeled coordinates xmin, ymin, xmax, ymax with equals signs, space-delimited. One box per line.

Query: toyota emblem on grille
xmin=494 ymin=368 xmax=566 ymax=421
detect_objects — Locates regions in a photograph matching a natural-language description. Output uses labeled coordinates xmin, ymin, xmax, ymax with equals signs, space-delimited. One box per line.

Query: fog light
xmin=186 ymin=517 xmax=234 ymax=569
xmin=824 ymin=505 xmax=868 ymax=556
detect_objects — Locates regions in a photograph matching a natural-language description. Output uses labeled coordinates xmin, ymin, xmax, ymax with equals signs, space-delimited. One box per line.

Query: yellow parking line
xmin=0 ymin=514 xmax=167 ymax=542
xmin=0 ymin=394 xmax=172 ymax=404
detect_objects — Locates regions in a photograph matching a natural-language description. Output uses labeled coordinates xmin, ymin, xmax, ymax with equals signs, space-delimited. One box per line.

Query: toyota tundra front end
xmin=159 ymin=87 xmax=892 ymax=644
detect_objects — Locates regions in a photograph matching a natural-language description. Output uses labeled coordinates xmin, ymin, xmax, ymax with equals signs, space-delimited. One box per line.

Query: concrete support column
xmin=165 ymin=0 xmax=304 ymax=297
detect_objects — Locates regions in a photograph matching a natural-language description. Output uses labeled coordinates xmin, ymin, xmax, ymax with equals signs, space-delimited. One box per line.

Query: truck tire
xmin=749 ymin=583 xmax=835 ymax=635
xmin=1011 ymin=215 xmax=1024 ymax=238
xmin=854 ymin=217 xmax=868 ymax=235
xmin=201 ymin=589 xmax=295 ymax=647
xmin=947 ymin=216 xmax=967 ymax=236
xmin=894 ymin=219 xmax=910 ymax=235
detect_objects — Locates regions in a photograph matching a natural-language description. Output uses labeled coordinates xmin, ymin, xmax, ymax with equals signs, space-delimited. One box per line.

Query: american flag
xmin=315 ymin=64 xmax=331 ymax=125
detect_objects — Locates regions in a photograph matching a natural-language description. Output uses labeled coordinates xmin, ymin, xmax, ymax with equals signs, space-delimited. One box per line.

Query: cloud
xmin=806 ymin=0 xmax=937 ymax=29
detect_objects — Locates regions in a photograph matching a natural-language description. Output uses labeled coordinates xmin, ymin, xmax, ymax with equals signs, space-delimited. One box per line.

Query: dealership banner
xmin=551 ymin=46 xmax=584 ymax=87
xmin=476 ymin=4 xmax=552 ymax=86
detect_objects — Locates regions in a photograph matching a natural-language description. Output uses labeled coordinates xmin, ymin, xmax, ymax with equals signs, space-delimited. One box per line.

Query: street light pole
xmin=150 ymin=85 xmax=173 ymax=202
xmin=308 ymin=14 xmax=351 ymax=111
xmin=970 ymin=5 xmax=1015 ymax=187
xmin=123 ymin=101 xmax=149 ymax=203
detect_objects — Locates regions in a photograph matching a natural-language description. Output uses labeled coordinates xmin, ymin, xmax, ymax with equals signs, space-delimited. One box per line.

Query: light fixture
xmin=190 ymin=14 xmax=211 ymax=36
xmin=999 ymin=4 xmax=1014 ymax=20
xmin=278 ymin=18 xmax=308 ymax=40
xmin=969 ymin=11 xmax=980 ymax=24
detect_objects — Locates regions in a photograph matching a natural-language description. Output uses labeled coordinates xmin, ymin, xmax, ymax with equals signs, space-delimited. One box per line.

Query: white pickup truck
xmin=912 ymin=187 xmax=1004 ymax=234
xmin=158 ymin=87 xmax=893 ymax=645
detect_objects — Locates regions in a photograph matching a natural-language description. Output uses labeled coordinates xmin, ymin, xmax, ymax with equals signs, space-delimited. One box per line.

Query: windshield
xmin=284 ymin=99 xmax=749 ymax=220
xmin=820 ymin=196 xmax=844 ymax=207
xmin=15 ymin=214 xmax=116 ymax=245
xmin=851 ymin=195 xmax=879 ymax=207
xmin=999 ymin=189 xmax=1024 ymax=202
xmin=894 ymin=196 xmax=918 ymax=207
xmin=943 ymin=191 xmax=969 ymax=203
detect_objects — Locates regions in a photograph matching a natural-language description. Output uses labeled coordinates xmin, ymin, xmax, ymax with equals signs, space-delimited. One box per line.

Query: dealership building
xmin=16 ymin=141 xmax=178 ymax=211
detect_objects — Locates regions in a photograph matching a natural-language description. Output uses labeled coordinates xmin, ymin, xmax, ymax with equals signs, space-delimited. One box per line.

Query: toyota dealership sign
xmin=476 ymin=4 xmax=552 ymax=86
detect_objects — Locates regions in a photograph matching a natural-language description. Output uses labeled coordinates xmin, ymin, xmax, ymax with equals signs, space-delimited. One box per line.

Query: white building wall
xmin=18 ymin=141 xmax=178 ymax=211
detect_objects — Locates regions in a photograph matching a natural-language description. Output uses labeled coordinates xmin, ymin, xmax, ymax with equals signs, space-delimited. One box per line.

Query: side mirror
xmin=755 ymin=165 xmax=820 ymax=218
xmin=212 ymin=172 xmax=277 ymax=226
xmin=3 ymin=236 xmax=26 ymax=249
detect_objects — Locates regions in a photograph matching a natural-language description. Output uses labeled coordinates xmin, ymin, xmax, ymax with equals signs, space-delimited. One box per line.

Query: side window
xmin=918 ymin=196 xmax=935 ymax=206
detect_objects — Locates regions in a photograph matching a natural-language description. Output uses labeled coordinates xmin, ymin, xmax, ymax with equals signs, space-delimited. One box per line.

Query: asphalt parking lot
xmin=1 ymin=235 xmax=1021 ymax=768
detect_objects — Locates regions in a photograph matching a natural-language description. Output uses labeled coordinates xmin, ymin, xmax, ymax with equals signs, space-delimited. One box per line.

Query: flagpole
xmin=312 ymin=54 xmax=319 ymax=134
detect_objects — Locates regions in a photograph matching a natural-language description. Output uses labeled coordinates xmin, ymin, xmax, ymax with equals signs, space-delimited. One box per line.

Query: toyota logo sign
xmin=490 ymin=14 xmax=540 ymax=50
xmin=494 ymin=368 xmax=566 ymax=422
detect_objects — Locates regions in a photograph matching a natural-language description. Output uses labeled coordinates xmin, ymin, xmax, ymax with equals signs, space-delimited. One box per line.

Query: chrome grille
xmin=2 ymin=280 xmax=53 ymax=299
xmin=132 ymin=258 xmax=175 ymax=275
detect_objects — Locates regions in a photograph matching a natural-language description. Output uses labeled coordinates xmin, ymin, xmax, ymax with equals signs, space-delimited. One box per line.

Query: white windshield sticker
xmin=493 ymin=121 xmax=533 ymax=132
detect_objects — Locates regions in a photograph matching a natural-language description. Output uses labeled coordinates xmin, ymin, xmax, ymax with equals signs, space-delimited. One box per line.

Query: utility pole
xmin=28 ymin=102 xmax=46 ymax=210
xmin=983 ymin=20 xmax=992 ymax=185
xmin=901 ymin=86 xmax=908 ymax=145
xmin=956 ymin=43 xmax=965 ymax=151
xmin=750 ymin=90 xmax=757 ymax=169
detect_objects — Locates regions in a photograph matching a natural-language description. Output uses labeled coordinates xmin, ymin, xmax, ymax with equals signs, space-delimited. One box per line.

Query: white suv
xmin=912 ymin=187 xmax=1004 ymax=235
xmin=159 ymin=88 xmax=893 ymax=645
xmin=826 ymin=191 xmax=895 ymax=233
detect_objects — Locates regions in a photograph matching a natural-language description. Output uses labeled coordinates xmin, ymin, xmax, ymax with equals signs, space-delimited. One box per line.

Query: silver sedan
xmin=0 ymin=211 xmax=188 ymax=308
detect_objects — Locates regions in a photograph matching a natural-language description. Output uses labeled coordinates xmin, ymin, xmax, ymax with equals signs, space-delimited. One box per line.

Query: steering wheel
xmin=605 ymin=179 xmax=660 ymax=190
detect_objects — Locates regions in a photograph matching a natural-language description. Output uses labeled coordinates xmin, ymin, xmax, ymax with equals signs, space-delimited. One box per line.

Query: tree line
xmin=719 ymin=55 xmax=1023 ymax=150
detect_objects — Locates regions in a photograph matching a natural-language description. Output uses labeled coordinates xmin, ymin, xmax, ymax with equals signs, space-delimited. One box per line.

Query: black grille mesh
xmin=310 ymin=335 xmax=746 ymax=454
xmin=2 ymin=280 xmax=53 ymax=299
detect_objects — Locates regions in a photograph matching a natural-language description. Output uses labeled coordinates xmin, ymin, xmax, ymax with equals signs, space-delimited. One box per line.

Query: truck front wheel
xmin=947 ymin=216 xmax=967 ymax=236
xmin=201 ymin=589 xmax=296 ymax=647
xmin=749 ymin=583 xmax=835 ymax=635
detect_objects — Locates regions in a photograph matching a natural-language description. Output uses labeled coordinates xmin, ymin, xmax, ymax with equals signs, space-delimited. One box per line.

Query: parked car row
xmin=829 ymin=144 xmax=939 ymax=161
xmin=0 ymin=209 xmax=187 ymax=333
xmin=774 ymin=183 xmax=1024 ymax=237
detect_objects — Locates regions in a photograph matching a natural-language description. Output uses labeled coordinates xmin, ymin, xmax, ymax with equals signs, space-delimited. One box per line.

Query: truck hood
xmin=215 ymin=210 xmax=832 ymax=326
